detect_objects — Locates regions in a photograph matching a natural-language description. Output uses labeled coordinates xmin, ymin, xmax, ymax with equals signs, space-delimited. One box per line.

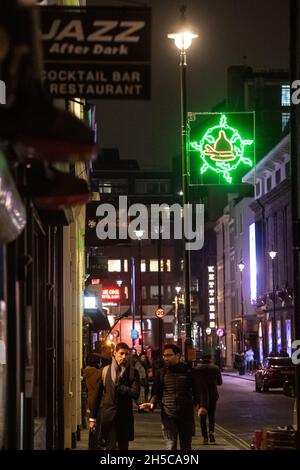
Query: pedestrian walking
xmin=245 ymin=346 xmax=255 ymax=374
xmin=82 ymin=353 xmax=101 ymax=414
xmin=131 ymin=354 xmax=147 ymax=409
xmin=194 ymin=353 xmax=222 ymax=445
xmin=139 ymin=351 xmax=151 ymax=402
xmin=89 ymin=342 xmax=140 ymax=450
xmin=139 ymin=343 xmax=207 ymax=450
xmin=214 ymin=346 xmax=222 ymax=370
xmin=234 ymin=352 xmax=245 ymax=375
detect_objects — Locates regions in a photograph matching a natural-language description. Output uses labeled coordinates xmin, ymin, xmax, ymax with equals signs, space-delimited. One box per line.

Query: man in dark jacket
xmin=140 ymin=343 xmax=207 ymax=450
xmin=89 ymin=342 xmax=140 ymax=450
xmin=195 ymin=353 xmax=222 ymax=445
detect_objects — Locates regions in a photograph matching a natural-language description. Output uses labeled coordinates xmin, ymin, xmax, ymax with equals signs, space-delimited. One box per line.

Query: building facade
xmin=243 ymin=134 xmax=293 ymax=362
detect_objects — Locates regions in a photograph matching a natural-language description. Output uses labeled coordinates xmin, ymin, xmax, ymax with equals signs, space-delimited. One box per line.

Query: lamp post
xmin=238 ymin=260 xmax=245 ymax=353
xmin=116 ymin=279 xmax=122 ymax=317
xmin=268 ymin=248 xmax=277 ymax=354
xmin=168 ymin=6 xmax=198 ymax=358
xmin=134 ymin=229 xmax=144 ymax=351
xmin=174 ymin=286 xmax=181 ymax=345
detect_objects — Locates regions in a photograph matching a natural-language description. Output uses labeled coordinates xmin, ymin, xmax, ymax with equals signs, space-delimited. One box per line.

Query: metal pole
xmin=222 ymin=223 xmax=227 ymax=364
xmin=272 ymin=259 xmax=277 ymax=354
xmin=139 ymin=239 xmax=144 ymax=352
xmin=241 ymin=271 xmax=245 ymax=353
xmin=290 ymin=0 xmax=300 ymax=449
xmin=158 ymin=214 xmax=163 ymax=356
xmin=131 ymin=256 xmax=136 ymax=349
xmin=174 ymin=295 xmax=178 ymax=342
xmin=180 ymin=48 xmax=192 ymax=356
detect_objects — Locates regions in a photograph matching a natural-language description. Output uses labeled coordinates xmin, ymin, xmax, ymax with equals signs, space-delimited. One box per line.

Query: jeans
xmin=161 ymin=416 xmax=192 ymax=450
xmin=200 ymin=402 xmax=216 ymax=438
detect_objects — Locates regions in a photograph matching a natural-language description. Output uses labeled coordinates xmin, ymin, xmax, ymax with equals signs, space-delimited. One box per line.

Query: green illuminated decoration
xmin=190 ymin=114 xmax=254 ymax=183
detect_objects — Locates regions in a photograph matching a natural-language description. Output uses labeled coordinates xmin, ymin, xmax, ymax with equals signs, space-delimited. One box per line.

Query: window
xmin=108 ymin=259 xmax=121 ymax=272
xmin=150 ymin=285 xmax=164 ymax=299
xmin=123 ymin=259 xmax=128 ymax=272
xmin=99 ymin=179 xmax=127 ymax=195
xmin=281 ymin=85 xmax=290 ymax=106
xmin=266 ymin=176 xmax=272 ymax=192
xmin=229 ymin=222 xmax=235 ymax=248
xmin=146 ymin=182 xmax=159 ymax=193
xmin=159 ymin=181 xmax=171 ymax=193
xmin=135 ymin=180 xmax=171 ymax=194
xmin=166 ymin=259 xmax=171 ymax=272
xmin=275 ymin=169 xmax=281 ymax=185
xmin=166 ymin=285 xmax=172 ymax=300
xmin=124 ymin=286 xmax=129 ymax=300
xmin=255 ymin=181 xmax=261 ymax=198
xmin=281 ymin=112 xmax=290 ymax=131
xmin=141 ymin=259 xmax=146 ymax=272
xmin=99 ymin=182 xmax=112 ymax=194
xmin=239 ymin=214 xmax=243 ymax=234
xmin=150 ymin=259 xmax=158 ymax=272
xmin=150 ymin=259 xmax=165 ymax=272
xmin=230 ymin=255 xmax=235 ymax=282
xmin=192 ymin=279 xmax=199 ymax=292
xmin=142 ymin=286 xmax=147 ymax=300
xmin=285 ymin=161 xmax=291 ymax=177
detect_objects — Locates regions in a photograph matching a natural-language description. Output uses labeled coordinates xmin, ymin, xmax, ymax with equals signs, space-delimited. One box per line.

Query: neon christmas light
xmin=190 ymin=114 xmax=253 ymax=183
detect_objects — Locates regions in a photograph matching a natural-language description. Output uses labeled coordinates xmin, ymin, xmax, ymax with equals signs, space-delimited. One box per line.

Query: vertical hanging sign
xmin=208 ymin=266 xmax=217 ymax=329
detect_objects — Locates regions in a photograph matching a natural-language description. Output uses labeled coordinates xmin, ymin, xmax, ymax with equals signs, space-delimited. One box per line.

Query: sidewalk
xmin=222 ymin=369 xmax=255 ymax=382
xmin=75 ymin=409 xmax=249 ymax=451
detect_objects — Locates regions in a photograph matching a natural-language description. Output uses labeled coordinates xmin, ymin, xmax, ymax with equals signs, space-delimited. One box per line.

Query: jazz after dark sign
xmin=40 ymin=6 xmax=151 ymax=99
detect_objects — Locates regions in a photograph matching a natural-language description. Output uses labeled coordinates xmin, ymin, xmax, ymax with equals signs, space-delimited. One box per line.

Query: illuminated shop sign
xmin=208 ymin=266 xmax=217 ymax=329
xmin=102 ymin=287 xmax=121 ymax=306
xmin=40 ymin=6 xmax=151 ymax=99
xmin=189 ymin=112 xmax=255 ymax=186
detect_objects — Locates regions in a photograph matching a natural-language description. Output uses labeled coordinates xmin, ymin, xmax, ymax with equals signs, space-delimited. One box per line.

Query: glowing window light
xmin=286 ymin=319 xmax=292 ymax=357
xmin=268 ymin=321 xmax=273 ymax=354
xmin=84 ymin=296 xmax=97 ymax=310
xmin=277 ymin=320 xmax=282 ymax=351
xmin=190 ymin=114 xmax=253 ymax=184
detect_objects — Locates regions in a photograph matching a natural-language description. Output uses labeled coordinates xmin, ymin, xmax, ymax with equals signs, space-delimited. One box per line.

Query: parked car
xmin=255 ymin=357 xmax=295 ymax=392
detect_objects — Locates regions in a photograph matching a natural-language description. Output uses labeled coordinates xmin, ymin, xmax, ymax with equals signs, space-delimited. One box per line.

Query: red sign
xmin=102 ymin=287 xmax=121 ymax=301
xmin=91 ymin=279 xmax=101 ymax=285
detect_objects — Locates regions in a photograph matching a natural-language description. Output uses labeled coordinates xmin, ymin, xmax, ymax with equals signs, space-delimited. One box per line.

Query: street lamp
xmin=116 ymin=279 xmax=122 ymax=317
xmin=168 ymin=6 xmax=198 ymax=359
xmin=268 ymin=248 xmax=277 ymax=354
xmin=174 ymin=286 xmax=181 ymax=344
xmin=238 ymin=260 xmax=245 ymax=353
xmin=134 ymin=229 xmax=144 ymax=351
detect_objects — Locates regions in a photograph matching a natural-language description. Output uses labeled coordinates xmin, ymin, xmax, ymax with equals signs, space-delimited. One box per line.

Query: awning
xmin=0 ymin=149 xmax=26 ymax=243
xmin=84 ymin=308 xmax=110 ymax=331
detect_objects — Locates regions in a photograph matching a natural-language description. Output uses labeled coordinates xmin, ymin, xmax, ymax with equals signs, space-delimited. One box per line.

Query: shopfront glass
xmin=268 ymin=320 xmax=273 ymax=354
xmin=276 ymin=320 xmax=282 ymax=352
xmin=286 ymin=319 xmax=292 ymax=357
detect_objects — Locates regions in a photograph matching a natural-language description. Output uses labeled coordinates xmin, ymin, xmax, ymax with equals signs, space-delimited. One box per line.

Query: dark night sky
xmin=89 ymin=0 xmax=289 ymax=170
